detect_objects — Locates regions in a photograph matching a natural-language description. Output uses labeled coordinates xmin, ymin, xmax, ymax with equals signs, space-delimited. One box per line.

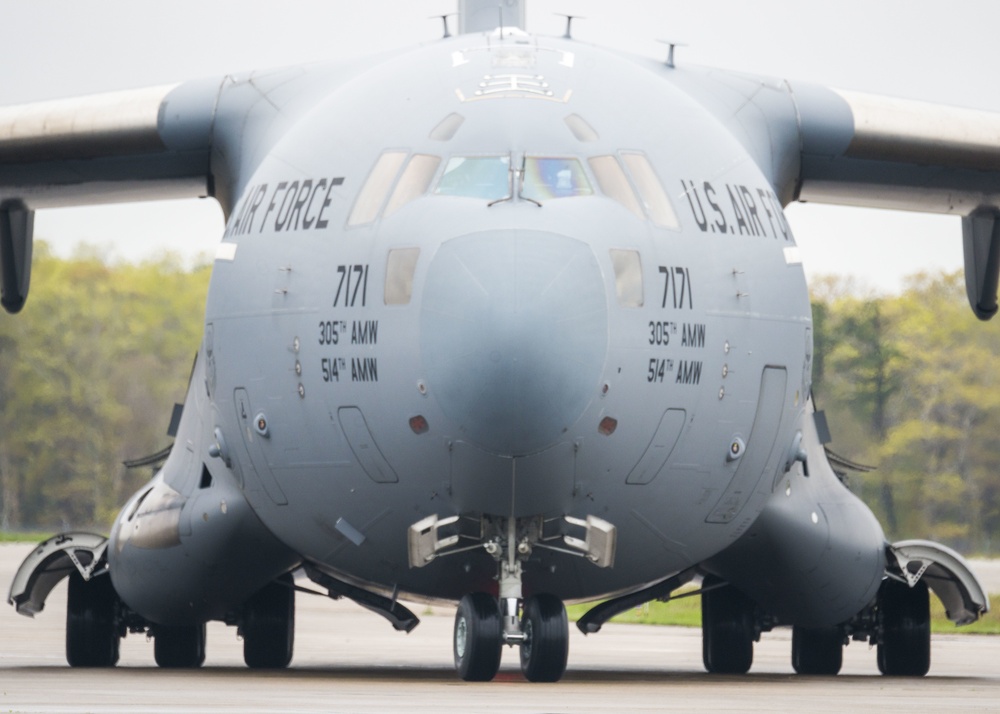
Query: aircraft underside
xmin=8 ymin=386 xmax=988 ymax=680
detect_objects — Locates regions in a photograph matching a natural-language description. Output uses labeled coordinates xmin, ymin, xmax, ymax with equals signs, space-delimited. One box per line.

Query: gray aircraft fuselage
xmin=106 ymin=31 xmax=884 ymax=629
xmin=21 ymin=4 xmax=990 ymax=680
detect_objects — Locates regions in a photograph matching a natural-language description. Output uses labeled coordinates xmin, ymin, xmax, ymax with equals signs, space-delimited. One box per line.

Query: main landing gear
xmin=877 ymin=577 xmax=930 ymax=676
xmin=701 ymin=576 xmax=756 ymax=674
xmin=66 ymin=571 xmax=121 ymax=667
xmin=241 ymin=572 xmax=296 ymax=668
xmin=153 ymin=623 xmax=206 ymax=668
xmin=699 ymin=574 xmax=934 ymax=677
xmin=65 ymin=568 xmax=295 ymax=669
xmin=700 ymin=576 xmax=845 ymax=676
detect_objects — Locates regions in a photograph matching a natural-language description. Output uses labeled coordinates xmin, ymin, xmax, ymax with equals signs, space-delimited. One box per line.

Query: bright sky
xmin=2 ymin=0 xmax=997 ymax=293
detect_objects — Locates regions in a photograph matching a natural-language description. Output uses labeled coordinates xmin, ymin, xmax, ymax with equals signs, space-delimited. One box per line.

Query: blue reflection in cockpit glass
xmin=435 ymin=156 xmax=510 ymax=200
xmin=523 ymin=158 xmax=593 ymax=201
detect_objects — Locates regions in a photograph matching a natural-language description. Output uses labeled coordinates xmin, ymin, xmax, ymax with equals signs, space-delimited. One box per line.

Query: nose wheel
xmin=453 ymin=592 xmax=569 ymax=682
xmin=519 ymin=593 xmax=569 ymax=682
xmin=454 ymin=593 xmax=503 ymax=681
xmin=443 ymin=515 xmax=588 ymax=682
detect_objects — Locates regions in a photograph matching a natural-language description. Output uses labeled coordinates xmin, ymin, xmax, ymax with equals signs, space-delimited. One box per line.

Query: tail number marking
xmin=659 ymin=266 xmax=693 ymax=310
xmin=333 ymin=264 xmax=369 ymax=307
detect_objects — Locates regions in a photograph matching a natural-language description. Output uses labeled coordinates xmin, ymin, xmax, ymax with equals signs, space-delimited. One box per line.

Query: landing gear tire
xmin=792 ymin=625 xmax=843 ymax=675
xmin=519 ymin=593 xmax=569 ymax=683
xmin=243 ymin=573 xmax=295 ymax=668
xmin=877 ymin=578 xmax=930 ymax=676
xmin=701 ymin=576 xmax=755 ymax=674
xmin=65 ymin=572 xmax=120 ymax=667
xmin=454 ymin=592 xmax=503 ymax=681
xmin=153 ymin=623 xmax=206 ymax=668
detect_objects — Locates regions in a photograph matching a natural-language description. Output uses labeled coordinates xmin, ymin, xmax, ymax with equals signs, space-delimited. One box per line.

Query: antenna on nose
xmin=431 ymin=13 xmax=455 ymax=39
xmin=556 ymin=14 xmax=584 ymax=39
xmin=657 ymin=39 xmax=687 ymax=68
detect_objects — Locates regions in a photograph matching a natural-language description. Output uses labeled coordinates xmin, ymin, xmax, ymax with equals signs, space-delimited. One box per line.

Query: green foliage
xmin=0 ymin=531 xmax=50 ymax=543
xmin=811 ymin=271 xmax=1000 ymax=554
xmin=566 ymin=591 xmax=702 ymax=628
xmin=931 ymin=593 xmax=1000 ymax=635
xmin=0 ymin=243 xmax=209 ymax=530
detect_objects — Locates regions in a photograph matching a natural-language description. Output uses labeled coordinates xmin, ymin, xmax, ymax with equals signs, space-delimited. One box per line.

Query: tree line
xmin=812 ymin=272 xmax=1000 ymax=554
xmin=0 ymin=245 xmax=209 ymax=531
xmin=1 ymin=249 xmax=998 ymax=554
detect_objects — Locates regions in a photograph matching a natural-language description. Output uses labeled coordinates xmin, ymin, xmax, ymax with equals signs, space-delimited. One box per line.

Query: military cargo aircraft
xmin=3 ymin=0 xmax=991 ymax=682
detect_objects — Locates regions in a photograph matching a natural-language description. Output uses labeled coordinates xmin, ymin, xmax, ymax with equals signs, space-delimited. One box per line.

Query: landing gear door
xmin=8 ymin=532 xmax=108 ymax=617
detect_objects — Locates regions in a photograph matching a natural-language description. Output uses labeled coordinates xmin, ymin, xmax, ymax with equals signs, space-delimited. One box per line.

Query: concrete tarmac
xmin=1 ymin=544 xmax=998 ymax=713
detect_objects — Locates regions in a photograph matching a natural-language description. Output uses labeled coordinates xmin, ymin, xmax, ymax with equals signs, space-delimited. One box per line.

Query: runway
xmin=1 ymin=544 xmax=997 ymax=713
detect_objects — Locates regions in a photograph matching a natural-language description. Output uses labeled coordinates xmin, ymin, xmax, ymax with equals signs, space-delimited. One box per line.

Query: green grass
xmin=931 ymin=593 xmax=1000 ymax=634
xmin=567 ymin=589 xmax=1000 ymax=634
xmin=566 ymin=589 xmax=703 ymax=628
xmin=0 ymin=532 xmax=49 ymax=543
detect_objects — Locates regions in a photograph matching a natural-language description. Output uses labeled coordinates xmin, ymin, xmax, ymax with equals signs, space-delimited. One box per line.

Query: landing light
xmin=598 ymin=417 xmax=617 ymax=436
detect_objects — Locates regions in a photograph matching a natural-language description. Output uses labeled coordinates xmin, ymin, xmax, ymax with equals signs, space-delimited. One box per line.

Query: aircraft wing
xmin=0 ymin=79 xmax=226 ymax=313
xmin=0 ymin=59 xmax=379 ymax=313
xmin=788 ymin=83 xmax=1000 ymax=216
xmin=0 ymin=80 xmax=221 ymax=210
xmin=783 ymin=83 xmax=1000 ymax=320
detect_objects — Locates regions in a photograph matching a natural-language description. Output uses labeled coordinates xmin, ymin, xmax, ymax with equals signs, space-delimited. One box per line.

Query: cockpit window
xmin=348 ymin=151 xmax=408 ymax=226
xmin=384 ymin=155 xmax=441 ymax=218
xmin=429 ymin=113 xmax=465 ymax=141
xmin=588 ymin=155 xmax=644 ymax=219
xmin=609 ymin=249 xmax=644 ymax=307
xmin=522 ymin=157 xmax=593 ymax=202
xmin=435 ymin=156 xmax=510 ymax=200
xmin=621 ymin=152 xmax=680 ymax=230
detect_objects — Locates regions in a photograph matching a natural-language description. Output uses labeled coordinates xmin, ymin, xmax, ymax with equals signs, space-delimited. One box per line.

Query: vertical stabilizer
xmin=458 ymin=0 xmax=526 ymax=34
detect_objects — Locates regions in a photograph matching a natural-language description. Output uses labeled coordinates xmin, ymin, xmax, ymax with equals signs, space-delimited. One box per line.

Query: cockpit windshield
xmin=434 ymin=155 xmax=594 ymax=204
xmin=435 ymin=156 xmax=510 ymax=201
xmin=522 ymin=157 xmax=593 ymax=202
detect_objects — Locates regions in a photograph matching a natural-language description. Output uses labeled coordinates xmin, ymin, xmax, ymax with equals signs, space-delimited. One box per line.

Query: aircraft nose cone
xmin=420 ymin=230 xmax=608 ymax=457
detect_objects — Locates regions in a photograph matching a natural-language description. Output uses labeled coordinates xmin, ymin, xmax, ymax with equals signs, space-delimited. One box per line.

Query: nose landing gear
xmin=410 ymin=512 xmax=615 ymax=683
xmin=451 ymin=517 xmax=570 ymax=682
xmin=453 ymin=591 xmax=569 ymax=683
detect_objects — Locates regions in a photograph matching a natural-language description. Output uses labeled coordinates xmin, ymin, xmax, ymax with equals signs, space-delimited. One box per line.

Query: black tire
xmin=243 ymin=574 xmax=295 ymax=669
xmin=792 ymin=625 xmax=843 ymax=675
xmin=877 ymin=578 xmax=930 ymax=676
xmin=65 ymin=572 xmax=120 ymax=667
xmin=454 ymin=592 xmax=503 ymax=681
xmin=519 ymin=593 xmax=569 ymax=683
xmin=154 ymin=623 xmax=206 ymax=668
xmin=701 ymin=577 xmax=755 ymax=674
